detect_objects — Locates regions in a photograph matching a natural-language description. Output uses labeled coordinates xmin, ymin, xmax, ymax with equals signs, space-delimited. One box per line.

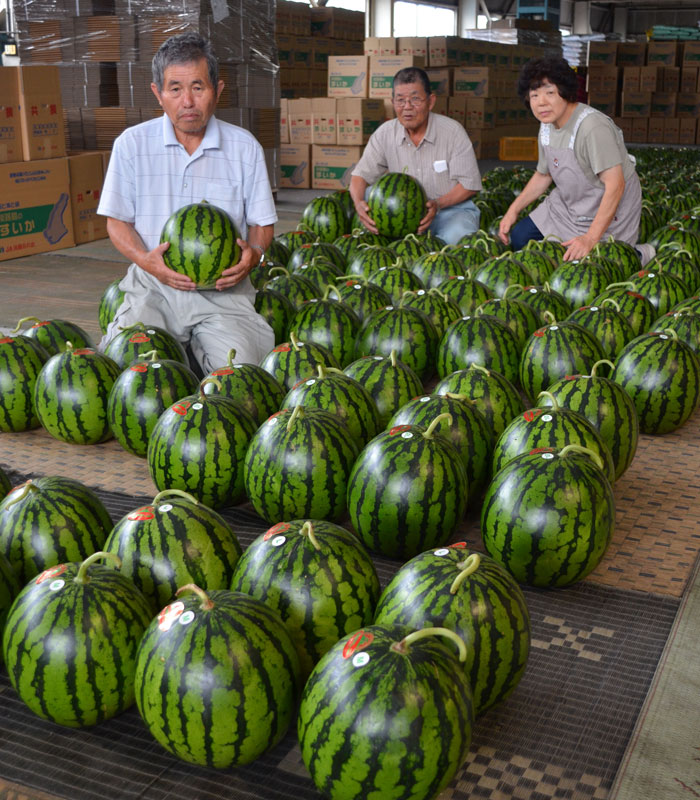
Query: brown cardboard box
xmin=328 ymin=56 xmax=368 ymax=98
xmin=310 ymin=7 xmax=364 ymax=39
xmin=293 ymin=36 xmax=314 ymax=70
xmin=466 ymin=97 xmax=497 ymax=129
xmin=336 ymin=98 xmax=385 ymax=145
xmin=676 ymin=92 xmax=700 ymax=117
xmin=447 ymin=96 xmax=467 ymax=126
xmin=16 ymin=66 xmax=66 ymax=161
xmin=679 ymin=117 xmax=696 ymax=144
xmin=650 ymin=92 xmax=677 ymax=117
xmin=311 ymin=38 xmax=332 ymax=69
xmin=588 ymin=41 xmax=618 ymax=66
xmin=614 ymin=116 xmax=633 ymax=141
xmin=0 ymin=69 xmax=22 ymax=164
xmin=465 ymin=40 xmax=489 ymax=67
xmin=453 ymin=67 xmax=492 ymax=97
xmin=616 ymin=42 xmax=647 ymax=67
xmin=630 ymin=117 xmax=648 ymax=142
xmin=368 ymin=55 xmax=426 ymax=98
xmin=280 ymin=98 xmax=289 ymax=144
xmin=682 ymin=42 xmax=700 ymax=67
xmin=620 ymin=91 xmax=652 ymax=117
xmin=0 ymin=157 xmax=74 ymax=262
xmin=647 ymin=117 xmax=664 ymax=142
xmin=364 ymin=37 xmax=396 ymax=56
xmin=588 ymin=91 xmax=618 ymax=117
xmin=311 ymin=97 xmax=337 ymax=145
xmin=681 ymin=67 xmax=699 ymax=92
xmin=276 ymin=34 xmax=294 ymax=68
xmin=587 ymin=66 xmax=619 ymax=93
xmin=647 ymin=41 xmax=678 ymax=66
xmin=311 ymin=145 xmax=362 ymax=190
xmin=662 ymin=67 xmax=680 ymax=93
xmin=280 ymin=144 xmax=311 ymax=188
xmin=288 ymin=98 xmax=313 ymax=144
xmin=67 ymin=152 xmax=106 ymax=244
xmin=310 ymin=70 xmax=328 ymax=98
xmin=426 ymin=68 xmax=451 ymax=96
xmin=398 ymin=37 xmax=428 ymax=58
xmin=639 ymin=66 xmax=659 ymax=93
xmin=663 ymin=117 xmax=680 ymax=143
xmin=432 ymin=96 xmax=448 ymax=115
xmin=622 ymin=67 xmax=640 ymax=92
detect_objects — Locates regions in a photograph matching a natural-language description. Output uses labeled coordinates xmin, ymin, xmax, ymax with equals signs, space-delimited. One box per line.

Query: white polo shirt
xmin=98 ymin=113 xmax=277 ymax=250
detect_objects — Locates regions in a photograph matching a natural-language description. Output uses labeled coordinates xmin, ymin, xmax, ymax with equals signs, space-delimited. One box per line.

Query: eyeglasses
xmin=392 ymin=94 xmax=428 ymax=108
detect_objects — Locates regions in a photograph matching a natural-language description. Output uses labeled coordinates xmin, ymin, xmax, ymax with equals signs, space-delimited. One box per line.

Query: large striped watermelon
xmin=0 ymin=335 xmax=49 ymax=432
xmin=0 ymin=476 xmax=112 ymax=584
xmin=565 ymin=301 xmax=636 ymax=359
xmin=300 ymin=195 xmax=349 ymax=243
xmin=292 ymin=258 xmax=344 ymax=292
xmin=347 ymin=415 xmax=469 ymax=559
xmin=135 ymin=586 xmax=301 ymax=767
xmin=437 ymin=274 xmax=494 ymax=316
xmin=34 ymin=344 xmax=121 ymax=444
xmin=2 ymin=552 xmax=152 ymax=727
xmin=472 ymin=254 xmax=531 ymax=298
xmin=298 ymin=624 xmax=473 ymax=800
xmin=103 ymin=489 xmax=242 ymax=612
xmin=104 ymin=322 xmax=187 ymax=369
xmin=506 ymin=284 xmax=572 ymax=322
xmin=477 ymin=296 xmax=542 ymax=349
xmin=264 ymin=267 xmax=320 ymax=309
xmin=592 ymin=283 xmax=656 ymax=336
xmin=244 ymin=406 xmax=359 ymax=523
xmin=160 ymin=201 xmax=241 ymax=289
xmin=254 ymin=285 xmax=296 ymax=344
xmin=374 ymin=543 xmax=530 ymax=715
xmin=400 ymin=288 xmax=462 ymax=336
xmin=12 ymin=316 xmax=93 ymax=356
xmin=548 ymin=260 xmax=611 ymax=308
xmin=288 ymin=295 xmax=361 ymax=368
xmin=288 ymin=242 xmax=346 ymax=273
xmin=98 ymin=279 xmax=125 ymax=334
xmin=348 ymin=244 xmax=398 ymax=279
xmin=410 ymin=250 xmax=467 ymax=291
xmin=367 ymin=264 xmax=425 ymax=305
xmin=230 ymin=519 xmax=380 ymax=678
xmin=629 ymin=269 xmax=690 ymax=317
xmin=259 ymin=332 xmax=340 ymax=391
xmin=653 ymin=308 xmax=700 ymax=354
xmin=651 ymin=244 xmax=700 ymax=294
xmin=388 ymin=232 xmax=433 ymax=265
xmin=481 ymin=446 xmax=615 ymax=587
xmin=367 ymin=172 xmax=427 ymax=239
xmin=328 ymin=278 xmax=392 ymax=323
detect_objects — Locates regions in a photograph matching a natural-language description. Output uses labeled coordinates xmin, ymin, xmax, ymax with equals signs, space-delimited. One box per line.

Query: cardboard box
xmin=336 ymin=98 xmax=385 ymax=145
xmin=364 ymin=37 xmax=396 ymax=56
xmin=310 ymin=7 xmax=365 ymax=40
xmin=586 ymin=66 xmax=619 ymax=93
xmin=288 ymin=97 xmax=313 ymax=145
xmin=310 ymin=70 xmax=328 ymax=98
xmin=0 ymin=157 xmax=74 ymax=262
xmin=588 ymin=91 xmax=618 ymax=117
xmin=651 ymin=92 xmax=677 ymax=117
xmin=311 ymin=97 xmax=337 ymax=145
xmin=311 ymin=38 xmax=332 ymax=69
xmin=639 ymin=66 xmax=659 ymax=93
xmin=328 ymin=56 xmax=368 ymax=98
xmin=398 ymin=37 xmax=427 ymax=58
xmin=647 ymin=117 xmax=664 ymax=143
xmin=466 ymin=97 xmax=496 ymax=129
xmin=677 ymin=92 xmax=700 ymax=118
xmin=67 ymin=152 xmax=106 ymax=244
xmin=447 ymin=96 xmax=467 ymax=126
xmin=276 ymin=34 xmax=294 ymax=68
xmin=622 ymin=67 xmax=639 ymax=92
xmin=16 ymin=66 xmax=66 ymax=161
xmin=588 ymin=41 xmax=618 ymax=66
xmin=620 ymin=91 xmax=652 ymax=117
xmin=368 ymin=55 xmax=426 ymax=98
xmin=616 ymin=42 xmax=647 ymax=67
xmin=311 ymin=145 xmax=361 ymax=190
xmin=661 ymin=67 xmax=680 ymax=93
xmin=426 ymin=68 xmax=450 ymax=96
xmin=453 ymin=67 xmax=492 ymax=97
xmin=614 ymin=116 xmax=633 ymax=141
xmin=280 ymin=144 xmax=311 ymax=188
xmin=681 ymin=67 xmax=698 ymax=93
xmin=630 ymin=117 xmax=648 ymax=143
xmin=0 ymin=69 xmax=22 ymax=164
xmin=280 ymin=98 xmax=289 ymax=144
xmin=432 ymin=96 xmax=448 ymax=115
xmin=663 ymin=117 xmax=680 ymax=143
xmin=679 ymin=117 xmax=697 ymax=144
xmin=682 ymin=42 xmax=700 ymax=67
xmin=647 ymin=41 xmax=678 ymax=66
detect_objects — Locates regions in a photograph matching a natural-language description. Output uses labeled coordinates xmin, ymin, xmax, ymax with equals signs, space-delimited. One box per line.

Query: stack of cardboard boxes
xmin=587 ymin=39 xmax=700 ymax=145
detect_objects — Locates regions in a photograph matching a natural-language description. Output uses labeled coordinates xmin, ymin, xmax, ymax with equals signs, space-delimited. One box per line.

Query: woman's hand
xmin=562 ymin=233 xmax=597 ymax=261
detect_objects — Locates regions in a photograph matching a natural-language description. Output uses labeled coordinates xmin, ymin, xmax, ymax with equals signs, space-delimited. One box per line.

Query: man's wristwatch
xmin=250 ymin=244 xmax=265 ymax=264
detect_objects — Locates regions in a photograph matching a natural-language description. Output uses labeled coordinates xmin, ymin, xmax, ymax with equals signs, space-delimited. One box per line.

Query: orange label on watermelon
xmin=264 ymin=522 xmax=292 ymax=541
xmin=172 ymin=400 xmax=192 ymax=416
xmin=32 ymin=321 xmax=50 ymax=328
xmin=523 ymin=409 xmax=544 ymax=422
xmin=533 ymin=329 xmax=546 ymax=337
xmin=129 ymin=333 xmax=151 ymax=344
xmin=342 ymin=630 xmax=374 ymax=659
xmin=529 ymin=447 xmax=554 ymax=455
xmin=0 ymin=337 xmax=14 ymax=344
xmin=450 ymin=541 xmax=468 ymax=549
xmin=130 ymin=364 xmax=148 ymax=373
xmin=36 ymin=564 xmax=68 ymax=584
xmin=565 ymin=374 xmax=579 ymax=380
xmin=389 ymin=424 xmax=411 ymax=436
xmin=158 ymin=601 xmax=185 ymax=632
xmin=73 ymin=348 xmax=94 ymax=355
xmin=128 ymin=505 xmax=155 ymax=521
xmin=273 ymin=345 xmax=291 ymax=352
xmin=211 ymin=368 xmax=235 ymax=376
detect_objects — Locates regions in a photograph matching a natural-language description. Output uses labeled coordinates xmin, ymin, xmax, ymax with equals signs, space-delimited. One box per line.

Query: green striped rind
xmin=244 ymin=407 xmax=359 ymax=523
xmin=401 ymin=289 xmax=462 ymax=336
xmin=293 ymin=259 xmax=344 ymax=291
xmin=104 ymin=494 xmax=242 ymax=612
xmin=260 ymin=338 xmax=341 ymax=391
xmin=0 ymin=335 xmax=49 ymax=432
xmin=481 ymin=448 xmax=615 ymax=587
xmin=289 ymin=299 xmax=361 ymax=368
xmin=387 ymin=232 xmax=433 ymax=265
xmin=367 ymin=172 xmax=427 ymax=239
xmin=355 ymin=306 xmax=439 ymax=381
xmin=135 ymin=589 xmax=301 ymax=768
xmin=264 ymin=270 xmax=320 ymax=309
xmin=347 ymin=424 xmax=468 ymax=559
xmin=513 ymin=249 xmax=556 ymax=285
xmin=343 ymin=354 xmax=424 ymax=427
xmin=0 ymin=477 xmax=112 ymax=584
xmin=254 ymin=287 xmax=296 ymax=344
xmin=653 ymin=310 xmax=700 ymax=354
xmin=492 ymin=406 xmax=615 ymax=483
xmin=21 ymin=319 xmax=93 ymax=356
xmin=283 ymin=369 xmax=381 ymax=445
xmin=437 ymin=315 xmax=521 ymax=385
xmin=592 ymin=239 xmax=640 ymax=278
xmin=446 ymin=242 xmax=491 ymax=271
xmin=0 ymin=551 xmax=20 ymax=653
xmin=3 ymin=558 xmax=153 ymax=727
xmin=298 ymin=624 xmax=473 ymax=800
xmin=538 ymin=373 xmax=639 ymax=480
xmin=410 ymin=252 xmax=467 ymax=291
xmin=104 ymin=324 xmax=187 ymax=369
xmin=230 ymin=519 xmax=380 ymax=678
xmin=519 ymin=322 xmax=606 ymax=405
xmin=373 ymin=545 xmax=530 ymax=715
xmin=329 ymin=279 xmax=391 ymax=324
xmin=477 ymin=297 xmax=541 ymax=350
xmin=98 ymin=279 xmax=125 ymax=334
xmin=437 ymin=275 xmax=494 ymax=316
xmin=388 ymin=394 xmax=494 ymax=502
xmin=265 ymin=238 xmax=291 ymax=266
xmin=549 ymin=261 xmax=611 ymax=308
xmin=472 ymin=254 xmax=532 ymax=298
xmin=147 ymin=391 xmax=257 ymax=509
xmin=650 ymin=225 xmax=700 ymax=257
xmin=205 ymin=360 xmax=285 ymax=427
xmin=160 ymin=201 xmax=241 ymax=289
xmin=0 ymin=467 xmax=10 ymax=500
xmin=506 ymin=285 xmax=572 ymax=322
xmin=629 ymin=269 xmax=691 ymax=317
xmin=367 ymin=265 xmax=425 ymax=305
xmin=300 ymin=196 xmax=349 ymax=243
xmin=565 ymin=305 xmax=636 ymax=359
xmin=651 ymin=247 xmax=700 ymax=294
xmin=108 ymin=357 xmax=199 ymax=457
xmin=591 ymin=288 xmax=656 ymax=336
xmin=34 ymin=347 xmax=121 ymax=444
xmin=332 ymin=233 xmax=366 ymax=264
xmin=610 ymin=331 xmax=700 ymax=434
xmin=288 ymin=242 xmax=346 ymax=272
xmin=275 ymin=229 xmax=316 ymax=253
xmin=435 ymin=365 xmax=525 ymax=438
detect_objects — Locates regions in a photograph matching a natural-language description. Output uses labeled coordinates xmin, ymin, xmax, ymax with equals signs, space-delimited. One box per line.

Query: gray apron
xmin=530 ymin=107 xmax=641 ymax=245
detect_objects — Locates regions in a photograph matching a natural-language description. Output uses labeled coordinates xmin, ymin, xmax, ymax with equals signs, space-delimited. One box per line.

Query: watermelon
xmin=565 ymin=302 xmax=636 ymax=359
xmin=629 ymin=269 xmax=690 ymax=317
xmin=388 ymin=232 xmax=433 ymax=265
xmin=264 ymin=267 xmax=320 ymax=308
xmin=104 ymin=322 xmax=187 ymax=369
xmin=481 ymin=446 xmax=615 ymax=587
xmin=254 ymin=285 xmax=296 ymax=344
xmin=330 ymin=189 xmax=355 ymax=224
xmin=135 ymin=585 xmax=301 ymax=767
xmin=367 ymin=172 xmax=427 ymax=239
xmin=288 ymin=242 xmax=346 ymax=273
xmin=298 ymin=624 xmax=473 ymax=800
xmin=260 ymin=332 xmax=340 ymax=391
xmin=300 ymin=195 xmax=349 ymax=243
xmin=0 ymin=467 xmax=10 ymax=500
xmin=592 ymin=283 xmax=656 ymax=336
xmin=98 ymin=279 xmax=125 ymax=334
xmin=472 ymin=254 xmax=532 ymax=299
xmin=0 ymin=335 xmax=49 ymax=432
xmin=374 ymin=544 xmax=530 ymax=715
xmin=293 ymin=258 xmax=344 ymax=292
xmin=513 ymin=245 xmax=557 ymax=285
xmin=548 ymin=260 xmax=611 ymax=308
xmin=400 ymin=288 xmax=462 ymax=336
xmin=592 ymin=239 xmax=639 ymax=277
xmin=456 ymin=231 xmax=506 ymax=257
xmin=343 ymin=350 xmax=424 ymax=428
xmin=244 ymin=406 xmax=359 ymax=523
xmin=265 ymin=237 xmax=291 ymax=267
xmin=348 ymin=244 xmax=397 ymax=279
xmin=476 ymin=296 xmax=542 ymax=349
xmin=108 ymin=350 xmax=199 ymax=457
xmin=103 ymin=489 xmax=242 ymax=612
xmin=410 ymin=250 xmax=467 ymax=291
xmin=367 ymin=264 xmax=425 ymax=305
xmin=610 ymin=330 xmax=700 ymax=434
xmin=160 ymin=201 xmax=241 ymax=289
xmin=653 ymin=308 xmax=700 ymax=354
xmin=328 ymin=277 xmax=392 ymax=323
xmin=230 ymin=519 xmax=380 ymax=678
xmin=0 ymin=550 xmax=19 ymax=656
xmin=147 ymin=378 xmax=257 ymax=509
xmin=288 ymin=295 xmax=361 ymax=368
xmin=12 ymin=316 xmax=93 ymax=356
xmin=506 ymin=284 xmax=572 ymax=323
xmin=204 ymin=347 xmax=285 ymax=426
xmin=275 ymin=228 xmax=316 ymax=253
xmin=347 ymin=414 xmax=469 ymax=559
xmin=437 ymin=274 xmax=494 ymax=315
xmin=34 ymin=344 xmax=121 ymax=445
xmin=3 ymin=552 xmax=152 ymax=727
xmin=448 ymin=242 xmax=491 ymax=272
xmin=651 ymin=244 xmax=700 ymax=294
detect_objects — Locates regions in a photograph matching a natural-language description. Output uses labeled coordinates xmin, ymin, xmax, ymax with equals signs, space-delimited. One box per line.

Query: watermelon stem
xmin=591 ymin=359 xmax=615 ymax=377
xmin=450 ymin=553 xmax=481 ymax=594
xmin=11 ymin=316 xmax=42 ymax=334
xmin=300 ymin=521 xmax=322 ymax=551
xmin=176 ymin=583 xmax=214 ymax=610
xmin=290 ymin=331 xmax=302 ymax=351
xmin=286 ymin=405 xmax=304 ymax=431
xmin=391 ymin=627 xmax=468 ymax=663
xmin=389 ymin=349 xmax=398 ymax=368
xmin=423 ymin=413 xmax=452 ymax=439
xmin=199 ymin=377 xmax=222 ymax=397
xmin=559 ymin=444 xmax=604 ymax=472
xmin=542 ymin=310 xmax=557 ymax=325
xmin=3 ymin=480 xmax=38 ymax=508
xmin=502 ymin=284 xmax=524 ymax=300
xmin=537 ymin=391 xmax=560 ymax=410
xmin=605 ymin=281 xmax=635 ymax=290
xmin=74 ymin=551 xmax=122 ymax=584
xmin=469 ymin=364 xmax=491 ymax=376
xmin=154 ymin=489 xmax=199 ymax=506
xmin=600 ymin=298 xmax=621 ymax=313
xmin=227 ymin=348 xmax=237 ymax=366
xmin=141 ymin=349 xmax=159 ymax=362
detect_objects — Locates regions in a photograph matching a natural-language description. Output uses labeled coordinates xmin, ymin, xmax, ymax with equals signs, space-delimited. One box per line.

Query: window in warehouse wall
xmin=394 ymin=2 xmax=457 ymax=36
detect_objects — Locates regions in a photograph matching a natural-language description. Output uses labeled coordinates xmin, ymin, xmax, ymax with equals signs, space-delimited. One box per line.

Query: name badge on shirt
xmin=433 ymin=160 xmax=448 ymax=173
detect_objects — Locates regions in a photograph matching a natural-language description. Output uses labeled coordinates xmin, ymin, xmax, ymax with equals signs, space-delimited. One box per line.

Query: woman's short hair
xmin=517 ymin=57 xmax=578 ymax=106
xmin=152 ymin=33 xmax=218 ymax=92
xmin=393 ymin=66 xmax=432 ymax=98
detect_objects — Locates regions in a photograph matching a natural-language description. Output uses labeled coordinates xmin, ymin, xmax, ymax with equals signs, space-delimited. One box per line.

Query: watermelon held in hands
xmin=160 ymin=200 xmax=241 ymax=290
xmin=298 ymin=624 xmax=473 ymax=800
xmin=135 ymin=585 xmax=301 ymax=768
xmin=2 ymin=551 xmax=153 ymax=727
xmin=367 ymin=172 xmax=427 ymax=239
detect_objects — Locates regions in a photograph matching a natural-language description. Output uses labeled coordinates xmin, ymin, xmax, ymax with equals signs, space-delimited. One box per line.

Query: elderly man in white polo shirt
xmin=97 ymin=33 xmax=276 ymax=373
xmin=350 ymin=66 xmax=482 ymax=245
